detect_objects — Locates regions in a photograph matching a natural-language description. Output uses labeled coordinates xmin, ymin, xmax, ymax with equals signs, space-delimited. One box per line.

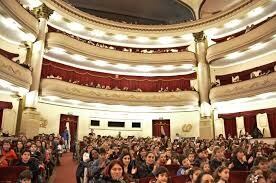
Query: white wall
xmin=36 ymin=102 xmax=200 ymax=140
xmin=0 ymin=93 xmax=19 ymax=135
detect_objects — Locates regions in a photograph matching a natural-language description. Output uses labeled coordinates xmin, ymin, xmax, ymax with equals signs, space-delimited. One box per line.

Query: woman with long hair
xmin=119 ymin=152 xmax=137 ymax=179
xmin=213 ymin=166 xmax=230 ymax=183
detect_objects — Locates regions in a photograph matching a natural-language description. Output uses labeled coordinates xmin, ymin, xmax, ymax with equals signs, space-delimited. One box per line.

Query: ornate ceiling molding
xmin=0 ymin=54 xmax=32 ymax=89
xmin=0 ymin=0 xmax=39 ymax=36
xmin=207 ymin=16 xmax=276 ymax=62
xmin=42 ymin=0 xmax=264 ymax=35
xmin=40 ymin=79 xmax=199 ymax=106
xmin=210 ymin=72 xmax=276 ymax=103
xmin=46 ymin=32 xmax=197 ymax=65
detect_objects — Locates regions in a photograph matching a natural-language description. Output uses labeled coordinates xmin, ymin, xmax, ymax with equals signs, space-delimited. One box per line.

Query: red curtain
xmin=223 ymin=117 xmax=237 ymax=137
xmin=244 ymin=115 xmax=257 ymax=134
xmin=59 ymin=114 xmax=78 ymax=151
xmin=41 ymin=59 xmax=195 ymax=92
xmin=152 ymin=120 xmax=170 ymax=138
xmin=0 ymin=109 xmax=3 ymax=129
xmin=267 ymin=112 xmax=276 ymax=138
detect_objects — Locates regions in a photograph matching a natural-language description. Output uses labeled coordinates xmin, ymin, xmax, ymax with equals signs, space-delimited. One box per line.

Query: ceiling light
xmin=114 ymin=63 xmax=130 ymax=70
xmin=249 ymin=43 xmax=265 ymax=51
xmin=226 ymin=52 xmax=244 ymax=59
xmin=136 ymin=37 xmax=149 ymax=43
xmin=160 ymin=65 xmax=175 ymax=71
xmin=71 ymin=54 xmax=86 ymax=61
xmin=135 ymin=65 xmax=154 ymax=72
xmin=51 ymin=12 xmax=62 ymax=21
xmin=205 ymin=28 xmax=219 ymax=36
xmin=224 ymin=19 xmax=241 ymax=28
xmin=114 ymin=34 xmax=128 ymax=41
xmin=50 ymin=47 xmax=66 ymax=54
xmin=248 ymin=7 xmax=264 ymax=17
xmin=181 ymin=64 xmax=194 ymax=69
xmin=67 ymin=22 xmax=84 ymax=31
xmin=158 ymin=36 xmax=174 ymax=44
xmin=2 ymin=17 xmax=22 ymax=30
xmin=90 ymin=29 xmax=105 ymax=37
xmin=258 ymin=92 xmax=275 ymax=99
xmin=93 ymin=60 xmax=109 ymax=67
xmin=181 ymin=34 xmax=193 ymax=41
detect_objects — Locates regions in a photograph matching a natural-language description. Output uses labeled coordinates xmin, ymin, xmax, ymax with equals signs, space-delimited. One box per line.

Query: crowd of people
xmin=75 ymin=133 xmax=276 ymax=183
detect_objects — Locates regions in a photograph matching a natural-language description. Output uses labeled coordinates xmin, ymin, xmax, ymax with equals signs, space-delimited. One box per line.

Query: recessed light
xmin=224 ymin=19 xmax=241 ymax=28
xmin=248 ymin=7 xmax=264 ymax=17
xmin=136 ymin=37 xmax=149 ymax=43
xmin=51 ymin=12 xmax=62 ymax=21
xmin=226 ymin=52 xmax=244 ymax=59
xmin=114 ymin=63 xmax=130 ymax=70
xmin=93 ymin=60 xmax=109 ymax=67
xmin=160 ymin=65 xmax=175 ymax=71
xmin=249 ymin=43 xmax=265 ymax=51
xmin=50 ymin=47 xmax=66 ymax=54
xmin=158 ymin=36 xmax=174 ymax=44
xmin=114 ymin=34 xmax=128 ymax=41
xmin=135 ymin=65 xmax=154 ymax=72
xmin=91 ymin=30 xmax=105 ymax=37
xmin=71 ymin=54 xmax=86 ymax=61
xmin=67 ymin=22 xmax=84 ymax=31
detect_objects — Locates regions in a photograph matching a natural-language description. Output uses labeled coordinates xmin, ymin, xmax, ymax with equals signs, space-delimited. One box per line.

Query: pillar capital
xmin=193 ymin=31 xmax=206 ymax=43
xmin=32 ymin=4 xmax=53 ymax=19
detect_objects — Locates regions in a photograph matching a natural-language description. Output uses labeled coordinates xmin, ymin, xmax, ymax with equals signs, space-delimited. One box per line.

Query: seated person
xmin=150 ymin=166 xmax=169 ymax=183
xmin=177 ymin=157 xmax=192 ymax=176
xmin=0 ymin=140 xmax=18 ymax=166
xmin=30 ymin=143 xmax=42 ymax=161
xmin=17 ymin=169 xmax=33 ymax=183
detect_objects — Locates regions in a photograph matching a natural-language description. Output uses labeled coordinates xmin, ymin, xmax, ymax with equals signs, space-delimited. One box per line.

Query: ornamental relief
xmin=41 ymin=79 xmax=199 ymax=105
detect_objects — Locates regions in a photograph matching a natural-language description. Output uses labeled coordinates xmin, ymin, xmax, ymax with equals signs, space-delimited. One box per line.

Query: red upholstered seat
xmin=171 ymin=175 xmax=190 ymax=183
xmin=229 ymin=171 xmax=250 ymax=183
xmin=0 ymin=166 xmax=29 ymax=182
xmin=139 ymin=176 xmax=153 ymax=183
xmin=164 ymin=165 xmax=180 ymax=176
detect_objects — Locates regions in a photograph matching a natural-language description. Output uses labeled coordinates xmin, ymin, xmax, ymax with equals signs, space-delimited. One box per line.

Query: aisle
xmin=53 ymin=153 xmax=77 ymax=183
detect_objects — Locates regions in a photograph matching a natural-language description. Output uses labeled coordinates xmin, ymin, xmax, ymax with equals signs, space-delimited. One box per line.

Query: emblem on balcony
xmin=182 ymin=124 xmax=192 ymax=132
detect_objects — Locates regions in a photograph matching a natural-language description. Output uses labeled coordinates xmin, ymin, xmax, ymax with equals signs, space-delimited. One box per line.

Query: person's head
xmin=214 ymin=166 xmax=230 ymax=182
xmin=200 ymin=162 xmax=210 ymax=173
xmin=21 ymin=150 xmax=31 ymax=163
xmin=189 ymin=167 xmax=202 ymax=183
xmin=188 ymin=152 xmax=195 ymax=162
xmin=2 ymin=140 xmax=11 ymax=151
xmin=139 ymin=147 xmax=147 ymax=158
xmin=104 ymin=160 xmax=124 ymax=180
xmin=158 ymin=152 xmax=167 ymax=164
xmin=197 ymin=149 xmax=205 ymax=159
xmin=155 ymin=166 xmax=169 ymax=183
xmin=17 ymin=141 xmax=24 ymax=149
xmin=195 ymin=172 xmax=214 ymax=183
xmin=254 ymin=157 xmax=269 ymax=173
xmin=119 ymin=152 xmax=131 ymax=167
xmin=86 ymin=145 xmax=93 ymax=153
xmin=246 ymin=174 xmax=266 ymax=183
xmin=30 ymin=144 xmax=37 ymax=152
xmin=99 ymin=147 xmax=107 ymax=160
xmin=235 ymin=148 xmax=245 ymax=160
xmin=181 ymin=157 xmax=191 ymax=168
xmin=269 ymin=163 xmax=276 ymax=182
xmin=250 ymin=166 xmax=263 ymax=176
xmin=146 ymin=152 xmax=155 ymax=165
xmin=213 ymin=146 xmax=224 ymax=160
xmin=91 ymin=149 xmax=99 ymax=159
xmin=18 ymin=170 xmax=32 ymax=183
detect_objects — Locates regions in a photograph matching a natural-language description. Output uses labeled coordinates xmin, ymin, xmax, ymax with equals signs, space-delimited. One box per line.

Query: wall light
xmin=248 ymin=7 xmax=264 ymax=17
xmin=224 ymin=19 xmax=241 ymax=28
xmin=51 ymin=12 xmax=62 ymax=21
xmin=114 ymin=63 xmax=130 ymax=70
xmin=135 ymin=37 xmax=149 ymax=43
xmin=90 ymin=29 xmax=105 ymax=37
xmin=158 ymin=36 xmax=174 ymax=44
xmin=50 ymin=47 xmax=66 ymax=54
xmin=160 ymin=65 xmax=175 ymax=71
xmin=249 ymin=43 xmax=265 ymax=51
xmin=67 ymin=22 xmax=84 ymax=31
xmin=135 ymin=65 xmax=154 ymax=72
xmin=181 ymin=34 xmax=193 ymax=41
xmin=226 ymin=52 xmax=244 ymax=59
xmin=114 ymin=34 xmax=128 ymax=41
xmin=71 ymin=54 xmax=86 ymax=61
xmin=181 ymin=64 xmax=194 ymax=69
xmin=93 ymin=60 xmax=109 ymax=67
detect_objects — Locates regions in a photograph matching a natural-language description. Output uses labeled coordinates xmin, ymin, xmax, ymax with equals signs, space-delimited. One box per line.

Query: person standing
xmin=62 ymin=127 xmax=69 ymax=152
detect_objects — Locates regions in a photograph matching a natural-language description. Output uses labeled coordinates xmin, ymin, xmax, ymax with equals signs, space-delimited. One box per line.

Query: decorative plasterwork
xmin=0 ymin=54 xmax=32 ymax=89
xmin=40 ymin=79 xmax=199 ymax=106
xmin=46 ymin=32 xmax=196 ymax=65
xmin=209 ymin=72 xmax=276 ymax=103
xmin=0 ymin=0 xmax=39 ymax=36
xmin=207 ymin=16 xmax=276 ymax=62
xmin=42 ymin=0 xmax=263 ymax=35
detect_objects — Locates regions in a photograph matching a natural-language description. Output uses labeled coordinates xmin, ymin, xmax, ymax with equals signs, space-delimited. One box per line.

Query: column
xmin=193 ymin=31 xmax=214 ymax=139
xmin=20 ymin=4 xmax=52 ymax=138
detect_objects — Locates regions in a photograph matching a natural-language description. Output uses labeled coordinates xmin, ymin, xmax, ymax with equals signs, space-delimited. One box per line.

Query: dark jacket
xmin=16 ymin=158 xmax=40 ymax=182
xmin=210 ymin=158 xmax=222 ymax=171
xmin=232 ymin=157 xmax=249 ymax=171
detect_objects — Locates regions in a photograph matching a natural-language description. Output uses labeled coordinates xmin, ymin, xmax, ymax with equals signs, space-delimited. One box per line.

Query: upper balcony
xmin=40 ymin=79 xmax=199 ymax=107
xmin=210 ymin=72 xmax=276 ymax=103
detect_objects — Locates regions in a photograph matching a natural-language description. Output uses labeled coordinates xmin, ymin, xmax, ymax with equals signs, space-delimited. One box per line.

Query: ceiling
xmin=65 ymin=0 xmax=196 ymax=25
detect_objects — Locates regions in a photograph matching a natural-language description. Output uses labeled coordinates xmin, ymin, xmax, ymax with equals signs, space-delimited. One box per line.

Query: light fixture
xmin=249 ymin=43 xmax=265 ymax=51
xmin=71 ymin=54 xmax=86 ymax=61
xmin=67 ymin=22 xmax=84 ymax=31
xmin=26 ymin=0 xmax=42 ymax=9
xmin=224 ymin=19 xmax=241 ymax=28
xmin=205 ymin=28 xmax=219 ymax=36
xmin=226 ymin=52 xmax=244 ymax=59
xmin=90 ymin=29 xmax=105 ymax=37
xmin=44 ymin=96 xmax=60 ymax=101
xmin=69 ymin=99 xmax=82 ymax=104
xmin=136 ymin=36 xmax=149 ymax=43
xmin=181 ymin=64 xmax=194 ymax=69
xmin=248 ymin=7 xmax=264 ymax=17
xmin=158 ymin=36 xmax=174 ymax=44
xmin=200 ymin=102 xmax=212 ymax=117
xmin=258 ymin=92 xmax=275 ymax=99
xmin=114 ymin=34 xmax=128 ymax=41
xmin=114 ymin=63 xmax=130 ymax=70
xmin=50 ymin=47 xmax=66 ymax=54
xmin=135 ymin=65 xmax=154 ymax=72
xmin=181 ymin=34 xmax=193 ymax=41
xmin=2 ymin=17 xmax=22 ymax=30
xmin=51 ymin=12 xmax=62 ymax=21
xmin=160 ymin=65 xmax=175 ymax=71
xmin=25 ymin=33 xmax=36 ymax=42
xmin=93 ymin=60 xmax=109 ymax=67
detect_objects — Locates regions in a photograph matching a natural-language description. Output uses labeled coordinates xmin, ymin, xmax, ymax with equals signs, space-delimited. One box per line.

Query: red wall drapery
xmin=0 ymin=110 xmax=3 ymax=129
xmin=244 ymin=115 xmax=257 ymax=134
xmin=41 ymin=59 xmax=196 ymax=92
xmin=223 ymin=117 xmax=237 ymax=137
xmin=0 ymin=101 xmax=13 ymax=109
xmin=152 ymin=120 xmax=170 ymax=138
xmin=267 ymin=112 xmax=276 ymax=138
xmin=59 ymin=114 xmax=78 ymax=151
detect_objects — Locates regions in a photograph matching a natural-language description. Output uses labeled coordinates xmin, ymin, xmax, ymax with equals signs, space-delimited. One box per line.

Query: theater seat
xmin=0 ymin=166 xmax=29 ymax=182
xmin=229 ymin=171 xmax=249 ymax=183
xmin=164 ymin=165 xmax=180 ymax=176
xmin=139 ymin=176 xmax=154 ymax=183
xmin=171 ymin=175 xmax=190 ymax=183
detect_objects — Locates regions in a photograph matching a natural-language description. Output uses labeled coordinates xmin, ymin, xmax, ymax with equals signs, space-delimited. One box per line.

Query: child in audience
xmin=200 ymin=162 xmax=211 ymax=173
xmin=177 ymin=157 xmax=192 ymax=176
xmin=17 ymin=170 xmax=33 ymax=183
xmin=150 ymin=166 xmax=170 ymax=183
xmin=195 ymin=172 xmax=214 ymax=183
xmin=213 ymin=166 xmax=230 ymax=183
xmin=189 ymin=167 xmax=202 ymax=183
